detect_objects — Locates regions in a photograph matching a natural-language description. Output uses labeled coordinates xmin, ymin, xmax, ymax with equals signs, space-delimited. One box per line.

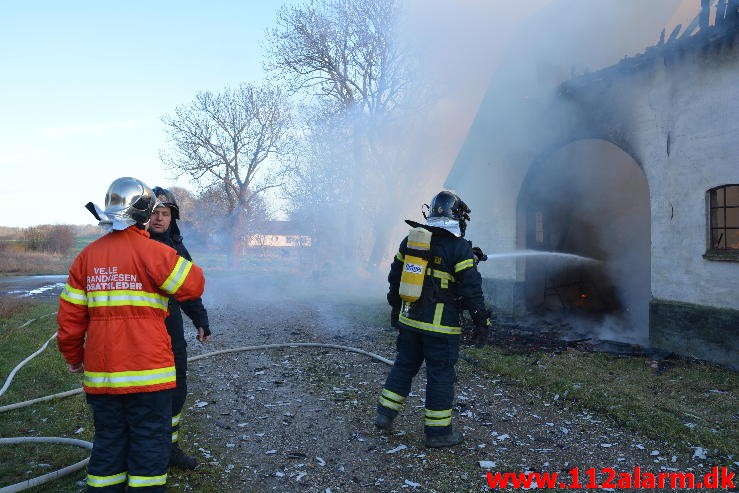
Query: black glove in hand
xmin=473 ymin=323 xmax=490 ymax=348
xmin=473 ymin=316 xmax=493 ymax=348
xmin=390 ymin=306 xmax=401 ymax=329
xmin=472 ymin=246 xmax=487 ymax=263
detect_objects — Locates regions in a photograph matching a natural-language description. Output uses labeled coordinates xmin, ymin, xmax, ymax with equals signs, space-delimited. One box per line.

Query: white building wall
xmin=641 ymin=47 xmax=739 ymax=310
xmin=451 ymin=38 xmax=739 ymax=313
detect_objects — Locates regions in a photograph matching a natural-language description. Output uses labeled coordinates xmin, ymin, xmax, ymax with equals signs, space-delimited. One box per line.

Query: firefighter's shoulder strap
xmin=399 ymin=227 xmax=432 ymax=303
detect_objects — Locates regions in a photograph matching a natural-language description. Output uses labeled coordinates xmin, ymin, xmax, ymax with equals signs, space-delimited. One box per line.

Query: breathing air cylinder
xmin=399 ymin=227 xmax=432 ymax=303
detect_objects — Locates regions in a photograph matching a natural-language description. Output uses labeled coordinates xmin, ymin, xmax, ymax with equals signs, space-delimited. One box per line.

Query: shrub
xmin=0 ymin=249 xmax=69 ymax=274
xmin=21 ymin=225 xmax=75 ymax=254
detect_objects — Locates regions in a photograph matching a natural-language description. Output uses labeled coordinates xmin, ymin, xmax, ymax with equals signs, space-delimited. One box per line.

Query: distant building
xmin=243 ymin=221 xmax=312 ymax=249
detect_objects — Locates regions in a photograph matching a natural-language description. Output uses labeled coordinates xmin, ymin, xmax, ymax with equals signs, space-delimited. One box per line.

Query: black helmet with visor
xmin=152 ymin=186 xmax=180 ymax=220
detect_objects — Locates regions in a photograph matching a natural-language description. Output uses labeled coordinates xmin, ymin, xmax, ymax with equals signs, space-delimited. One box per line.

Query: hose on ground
xmin=187 ymin=342 xmax=393 ymax=365
xmin=0 ymin=333 xmax=58 ymax=397
xmin=1 ymin=342 xmax=392 ymax=414
xmin=0 ymin=336 xmax=393 ymax=492
xmin=0 ymin=437 xmax=92 ymax=493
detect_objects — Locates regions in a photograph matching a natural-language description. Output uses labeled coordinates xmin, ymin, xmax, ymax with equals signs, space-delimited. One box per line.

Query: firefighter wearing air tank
xmin=375 ymin=191 xmax=491 ymax=448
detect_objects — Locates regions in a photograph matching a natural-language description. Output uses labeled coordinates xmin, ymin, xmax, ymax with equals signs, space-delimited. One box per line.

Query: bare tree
xmin=161 ymin=83 xmax=292 ymax=265
xmin=265 ymin=0 xmax=412 ymax=270
xmin=265 ymin=0 xmax=406 ymax=116
xmin=168 ymin=186 xmax=196 ymax=220
xmin=179 ymin=185 xmax=271 ymax=255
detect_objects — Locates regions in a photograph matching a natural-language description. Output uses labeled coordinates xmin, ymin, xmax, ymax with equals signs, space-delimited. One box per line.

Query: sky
xmin=0 ymin=0 xmax=697 ymax=228
xmin=0 ymin=1 xmax=289 ymax=227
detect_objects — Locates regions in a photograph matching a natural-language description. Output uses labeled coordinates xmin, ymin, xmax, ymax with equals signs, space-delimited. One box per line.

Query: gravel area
xmin=173 ymin=274 xmax=721 ymax=492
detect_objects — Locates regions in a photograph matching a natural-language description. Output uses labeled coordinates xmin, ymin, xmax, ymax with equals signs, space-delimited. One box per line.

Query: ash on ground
xmin=173 ymin=275 xmax=721 ymax=493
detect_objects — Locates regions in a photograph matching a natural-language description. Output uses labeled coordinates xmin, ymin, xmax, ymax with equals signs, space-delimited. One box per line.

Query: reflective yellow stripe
xmin=84 ymin=366 xmax=176 ymax=389
xmin=172 ymin=412 xmax=182 ymax=426
xmin=454 ymin=258 xmax=474 ymax=272
xmin=395 ymin=251 xmax=404 ymax=262
xmin=128 ymin=473 xmax=167 ymax=488
xmin=379 ymin=388 xmax=404 ymax=411
xmin=382 ymin=389 xmax=405 ymax=403
xmin=424 ymin=269 xmax=452 ymax=288
xmin=425 ymin=408 xmax=453 ymax=427
xmin=430 ymin=269 xmax=454 ymax=282
xmin=172 ymin=431 xmax=179 ymax=443
xmin=425 ymin=416 xmax=452 ymax=426
xmin=60 ymin=283 xmax=88 ymax=306
xmin=86 ymin=290 xmax=168 ymax=310
xmin=425 ymin=408 xmax=452 ymax=418
xmin=433 ymin=303 xmax=444 ymax=326
xmin=159 ymin=257 xmax=193 ymax=294
xmin=87 ymin=472 xmax=127 ymax=487
xmin=407 ymin=240 xmax=429 ymax=249
xmin=398 ymin=306 xmax=461 ymax=336
xmin=379 ymin=397 xmax=402 ymax=411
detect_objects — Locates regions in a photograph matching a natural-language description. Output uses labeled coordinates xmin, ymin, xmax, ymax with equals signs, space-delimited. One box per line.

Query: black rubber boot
xmin=170 ymin=443 xmax=197 ymax=469
xmin=374 ymin=413 xmax=394 ymax=432
xmin=425 ymin=430 xmax=463 ymax=448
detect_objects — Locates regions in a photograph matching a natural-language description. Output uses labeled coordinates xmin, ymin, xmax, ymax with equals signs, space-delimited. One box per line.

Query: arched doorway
xmin=516 ymin=139 xmax=650 ymax=344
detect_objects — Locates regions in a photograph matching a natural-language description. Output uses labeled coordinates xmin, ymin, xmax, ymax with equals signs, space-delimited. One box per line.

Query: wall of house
xmin=568 ymin=36 xmax=739 ymax=311
xmin=448 ymin=31 xmax=739 ymax=365
xmin=642 ymin=41 xmax=739 ymax=310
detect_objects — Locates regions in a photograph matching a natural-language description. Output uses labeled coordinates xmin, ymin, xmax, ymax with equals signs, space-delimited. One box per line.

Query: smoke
xmin=382 ymin=0 xmax=694 ymax=242
xmin=183 ymin=1 xmax=698 ymax=325
xmin=520 ymin=140 xmax=651 ymax=342
xmin=395 ymin=0 xmax=694 ymax=201
xmin=386 ymin=0 xmax=698 ymax=343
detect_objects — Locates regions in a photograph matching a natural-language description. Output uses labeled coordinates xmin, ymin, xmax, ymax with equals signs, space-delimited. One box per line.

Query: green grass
xmin=464 ymin=346 xmax=738 ymax=461
xmin=0 ymin=300 xmax=90 ymax=492
xmin=71 ymin=234 xmax=102 ymax=255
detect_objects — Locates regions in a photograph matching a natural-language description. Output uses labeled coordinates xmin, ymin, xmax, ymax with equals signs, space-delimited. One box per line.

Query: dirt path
xmin=174 ymin=277 xmax=714 ymax=492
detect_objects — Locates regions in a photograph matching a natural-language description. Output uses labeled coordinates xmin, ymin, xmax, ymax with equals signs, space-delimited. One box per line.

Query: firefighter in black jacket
xmin=149 ymin=186 xmax=211 ymax=469
xmin=375 ymin=191 xmax=491 ymax=448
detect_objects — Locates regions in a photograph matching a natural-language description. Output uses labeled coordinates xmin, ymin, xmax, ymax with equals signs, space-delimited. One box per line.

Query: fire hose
xmin=0 ymin=323 xmax=393 ymax=493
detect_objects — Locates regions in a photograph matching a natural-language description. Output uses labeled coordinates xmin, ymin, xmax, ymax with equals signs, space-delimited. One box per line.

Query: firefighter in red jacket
xmin=57 ymin=177 xmax=205 ymax=492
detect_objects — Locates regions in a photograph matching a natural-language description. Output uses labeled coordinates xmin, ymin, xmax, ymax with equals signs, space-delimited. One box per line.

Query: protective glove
xmin=473 ymin=321 xmax=490 ymax=348
xmin=471 ymin=308 xmax=492 ymax=348
xmin=472 ymin=246 xmax=487 ymax=264
xmin=390 ymin=305 xmax=401 ymax=329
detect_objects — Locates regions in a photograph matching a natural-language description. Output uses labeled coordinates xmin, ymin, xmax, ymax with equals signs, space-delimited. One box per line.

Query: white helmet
xmin=102 ymin=177 xmax=158 ymax=227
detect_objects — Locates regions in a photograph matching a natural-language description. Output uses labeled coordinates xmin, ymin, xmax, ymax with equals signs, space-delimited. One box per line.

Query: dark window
xmin=706 ymin=185 xmax=739 ymax=260
xmin=535 ymin=211 xmax=544 ymax=244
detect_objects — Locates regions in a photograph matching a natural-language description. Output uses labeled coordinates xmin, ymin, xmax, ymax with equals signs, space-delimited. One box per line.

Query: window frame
xmin=704 ymin=184 xmax=739 ymax=262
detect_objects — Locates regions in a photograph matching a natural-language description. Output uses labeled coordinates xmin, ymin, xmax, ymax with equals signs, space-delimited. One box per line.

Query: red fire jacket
xmin=57 ymin=225 xmax=205 ymax=394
